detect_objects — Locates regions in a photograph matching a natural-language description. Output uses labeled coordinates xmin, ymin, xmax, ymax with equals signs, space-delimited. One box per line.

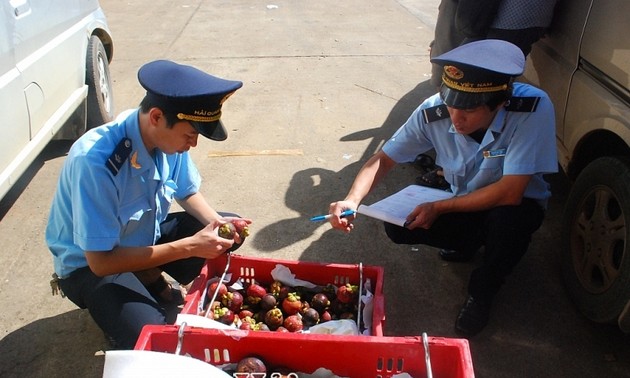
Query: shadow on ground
xmin=0 ymin=140 xmax=72 ymax=221
xmin=0 ymin=309 xmax=107 ymax=378
xmin=251 ymin=79 xmax=437 ymax=254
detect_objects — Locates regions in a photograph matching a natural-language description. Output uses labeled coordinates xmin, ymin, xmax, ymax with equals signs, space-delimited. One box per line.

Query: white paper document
xmin=357 ymin=185 xmax=454 ymax=226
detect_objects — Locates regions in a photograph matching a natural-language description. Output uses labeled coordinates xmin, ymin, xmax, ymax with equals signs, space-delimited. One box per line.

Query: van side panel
xmin=580 ymin=1 xmax=630 ymax=91
xmin=522 ymin=0 xmax=592 ymax=169
xmin=0 ymin=2 xmax=31 ymax=192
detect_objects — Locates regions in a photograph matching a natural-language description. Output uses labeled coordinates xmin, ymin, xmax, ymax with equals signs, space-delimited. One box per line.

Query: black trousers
xmin=58 ymin=211 xmax=239 ymax=349
xmin=384 ymin=198 xmax=544 ymax=304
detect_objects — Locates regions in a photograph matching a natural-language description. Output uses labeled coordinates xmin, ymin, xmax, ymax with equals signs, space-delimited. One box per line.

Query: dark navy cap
xmin=431 ymin=39 xmax=525 ymax=109
xmin=138 ymin=60 xmax=243 ymax=141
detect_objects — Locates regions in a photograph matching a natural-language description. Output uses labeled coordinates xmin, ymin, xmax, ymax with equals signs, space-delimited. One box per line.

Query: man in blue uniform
xmin=46 ymin=60 xmax=250 ymax=349
xmin=328 ymin=40 xmax=557 ymax=336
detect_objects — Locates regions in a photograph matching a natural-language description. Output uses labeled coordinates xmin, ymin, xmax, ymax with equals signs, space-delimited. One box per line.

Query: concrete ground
xmin=0 ymin=0 xmax=629 ymax=377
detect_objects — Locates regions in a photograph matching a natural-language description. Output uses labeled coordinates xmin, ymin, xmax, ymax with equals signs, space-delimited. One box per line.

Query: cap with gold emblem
xmin=430 ymin=39 xmax=525 ymax=109
xmin=138 ymin=60 xmax=243 ymax=141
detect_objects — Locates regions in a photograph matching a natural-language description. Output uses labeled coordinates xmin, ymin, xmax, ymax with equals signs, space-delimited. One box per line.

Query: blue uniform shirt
xmin=46 ymin=109 xmax=201 ymax=278
xmin=382 ymin=83 xmax=558 ymax=207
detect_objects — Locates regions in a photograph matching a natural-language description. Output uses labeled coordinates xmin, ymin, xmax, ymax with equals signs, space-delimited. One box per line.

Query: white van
xmin=524 ymin=0 xmax=630 ymax=332
xmin=0 ymin=0 xmax=114 ymax=200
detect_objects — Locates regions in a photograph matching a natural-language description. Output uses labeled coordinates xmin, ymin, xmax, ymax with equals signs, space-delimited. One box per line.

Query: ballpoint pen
xmin=309 ymin=209 xmax=356 ymax=222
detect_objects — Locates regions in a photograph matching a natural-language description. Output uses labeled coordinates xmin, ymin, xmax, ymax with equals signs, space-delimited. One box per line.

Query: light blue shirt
xmin=382 ymin=83 xmax=558 ymax=207
xmin=46 ymin=109 xmax=201 ymax=278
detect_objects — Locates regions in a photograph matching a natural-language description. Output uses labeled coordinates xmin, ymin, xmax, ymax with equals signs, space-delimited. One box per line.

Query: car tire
xmin=86 ymin=35 xmax=114 ymax=128
xmin=562 ymin=156 xmax=630 ymax=324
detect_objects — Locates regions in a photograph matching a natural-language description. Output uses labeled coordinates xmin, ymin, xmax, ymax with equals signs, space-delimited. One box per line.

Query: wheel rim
xmin=97 ymin=52 xmax=112 ymax=114
xmin=570 ymin=185 xmax=627 ymax=294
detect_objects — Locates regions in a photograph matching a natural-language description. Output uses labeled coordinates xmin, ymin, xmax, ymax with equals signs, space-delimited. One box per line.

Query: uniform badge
xmin=130 ymin=151 xmax=142 ymax=169
xmin=483 ymin=148 xmax=507 ymax=158
xmin=422 ymin=104 xmax=450 ymax=124
xmin=444 ymin=65 xmax=464 ymax=80
xmin=505 ymin=97 xmax=540 ymax=112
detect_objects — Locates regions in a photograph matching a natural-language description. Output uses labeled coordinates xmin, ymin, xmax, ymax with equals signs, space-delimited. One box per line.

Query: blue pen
xmin=310 ymin=209 xmax=356 ymax=222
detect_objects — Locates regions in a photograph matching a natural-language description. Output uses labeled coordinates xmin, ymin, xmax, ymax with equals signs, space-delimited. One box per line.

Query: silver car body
xmin=0 ymin=0 xmax=113 ymax=200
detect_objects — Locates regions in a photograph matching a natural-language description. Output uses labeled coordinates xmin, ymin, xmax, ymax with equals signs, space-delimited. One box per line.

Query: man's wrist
xmin=434 ymin=197 xmax=453 ymax=214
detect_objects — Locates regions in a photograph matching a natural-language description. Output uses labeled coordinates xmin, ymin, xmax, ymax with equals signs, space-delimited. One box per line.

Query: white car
xmin=0 ymin=0 xmax=114 ymax=200
xmin=524 ymin=0 xmax=630 ymax=332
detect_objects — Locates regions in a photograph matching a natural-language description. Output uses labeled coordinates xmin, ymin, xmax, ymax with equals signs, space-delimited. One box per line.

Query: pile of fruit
xmin=200 ymin=278 xmax=362 ymax=333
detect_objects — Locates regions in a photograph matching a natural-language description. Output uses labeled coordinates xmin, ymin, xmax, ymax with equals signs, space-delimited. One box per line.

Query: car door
xmin=11 ymin=0 xmax=86 ymax=139
xmin=522 ymin=0 xmax=591 ymax=168
xmin=562 ymin=0 xmax=630 ymax=157
xmin=0 ymin=1 xmax=31 ymax=191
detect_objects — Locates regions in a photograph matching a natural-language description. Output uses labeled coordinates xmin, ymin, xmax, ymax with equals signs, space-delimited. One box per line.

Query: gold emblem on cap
xmin=444 ymin=65 xmax=464 ymax=80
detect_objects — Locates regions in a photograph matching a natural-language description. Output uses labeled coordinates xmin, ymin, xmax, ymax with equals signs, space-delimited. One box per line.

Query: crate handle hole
xmin=333 ymin=275 xmax=351 ymax=285
xmin=222 ymin=348 xmax=230 ymax=363
xmin=386 ymin=358 xmax=394 ymax=371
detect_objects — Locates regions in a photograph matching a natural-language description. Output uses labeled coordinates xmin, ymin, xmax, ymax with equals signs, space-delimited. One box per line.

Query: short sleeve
xmin=69 ymin=155 xmax=122 ymax=251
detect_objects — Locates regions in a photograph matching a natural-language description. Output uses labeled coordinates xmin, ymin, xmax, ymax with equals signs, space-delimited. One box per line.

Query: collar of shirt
xmin=446 ymin=107 xmax=508 ymax=149
xmin=124 ymin=109 xmax=154 ymax=178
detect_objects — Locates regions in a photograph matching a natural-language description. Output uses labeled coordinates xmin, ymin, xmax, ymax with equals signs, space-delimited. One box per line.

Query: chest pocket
xmin=119 ymin=195 xmax=153 ymax=236
xmin=478 ymin=155 xmax=504 ymax=183
xmin=437 ymin=159 xmax=465 ymax=188
xmin=160 ymin=179 xmax=178 ymax=204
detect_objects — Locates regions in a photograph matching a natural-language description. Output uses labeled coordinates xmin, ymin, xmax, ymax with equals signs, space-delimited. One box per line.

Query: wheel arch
xmin=90 ymin=28 xmax=114 ymax=63
xmin=566 ymin=129 xmax=630 ymax=181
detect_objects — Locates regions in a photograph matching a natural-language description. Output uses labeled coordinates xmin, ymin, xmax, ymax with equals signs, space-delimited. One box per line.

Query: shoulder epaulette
xmin=422 ymin=104 xmax=450 ymax=124
xmin=505 ymin=96 xmax=540 ymax=112
xmin=105 ymin=138 xmax=132 ymax=176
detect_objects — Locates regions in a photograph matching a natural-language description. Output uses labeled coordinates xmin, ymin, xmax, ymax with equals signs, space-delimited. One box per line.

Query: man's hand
xmin=405 ymin=201 xmax=440 ymax=230
xmin=84 ymin=218 xmax=251 ymax=276
xmin=404 ymin=175 xmax=532 ymax=230
xmin=189 ymin=219 xmax=237 ymax=259
xmin=328 ymin=200 xmax=357 ymax=233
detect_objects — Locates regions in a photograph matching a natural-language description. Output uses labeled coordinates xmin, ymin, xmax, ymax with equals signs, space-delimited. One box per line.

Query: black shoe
xmin=439 ymin=248 xmax=475 ymax=262
xmin=455 ymin=296 xmax=490 ymax=336
xmin=416 ymin=168 xmax=451 ymax=190
xmin=413 ymin=153 xmax=436 ymax=171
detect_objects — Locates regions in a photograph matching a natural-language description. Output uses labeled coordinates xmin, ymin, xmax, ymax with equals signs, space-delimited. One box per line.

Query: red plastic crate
xmin=135 ymin=325 xmax=474 ymax=378
xmin=181 ymin=254 xmax=385 ymax=336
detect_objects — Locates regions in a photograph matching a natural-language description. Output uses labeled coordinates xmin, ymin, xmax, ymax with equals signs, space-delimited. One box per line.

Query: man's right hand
xmin=328 ymin=200 xmax=358 ymax=233
xmin=190 ymin=220 xmax=236 ymax=259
